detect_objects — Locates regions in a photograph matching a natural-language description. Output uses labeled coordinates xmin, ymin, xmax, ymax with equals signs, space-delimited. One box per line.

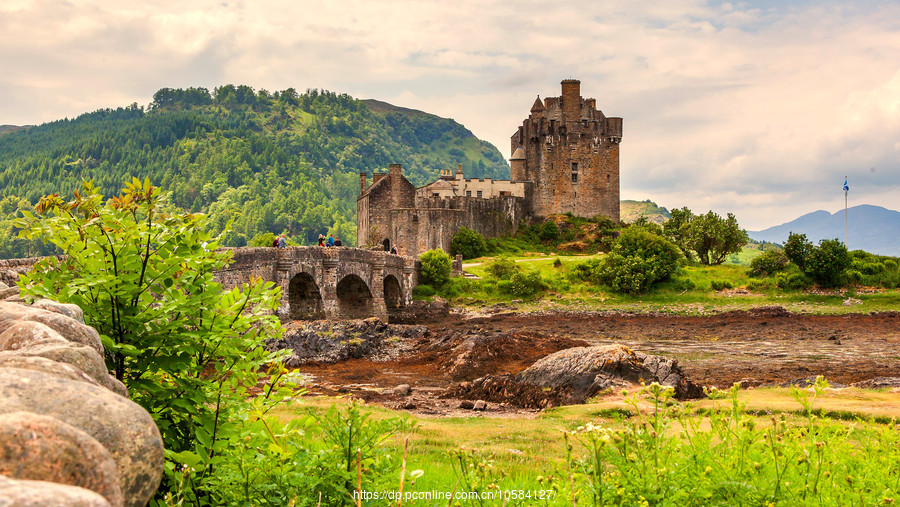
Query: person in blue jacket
xmin=326 ymin=234 xmax=335 ymax=247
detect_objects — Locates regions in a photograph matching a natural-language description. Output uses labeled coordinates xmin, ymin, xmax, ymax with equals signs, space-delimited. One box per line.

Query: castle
xmin=357 ymin=79 xmax=622 ymax=255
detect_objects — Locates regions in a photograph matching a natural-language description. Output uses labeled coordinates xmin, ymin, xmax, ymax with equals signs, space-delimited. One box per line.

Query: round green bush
xmin=596 ymin=228 xmax=683 ymax=294
xmin=418 ymin=249 xmax=452 ymax=287
xmin=449 ymin=227 xmax=487 ymax=260
xmin=749 ymin=250 xmax=789 ymax=277
xmin=508 ymin=270 xmax=547 ymax=298
xmin=486 ymin=257 xmax=520 ymax=280
xmin=806 ymin=239 xmax=851 ymax=288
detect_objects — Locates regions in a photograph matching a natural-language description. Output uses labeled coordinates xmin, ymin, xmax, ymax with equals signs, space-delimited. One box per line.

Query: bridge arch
xmin=288 ymin=272 xmax=324 ymax=320
xmin=336 ymin=274 xmax=374 ymax=319
xmin=383 ymin=274 xmax=402 ymax=310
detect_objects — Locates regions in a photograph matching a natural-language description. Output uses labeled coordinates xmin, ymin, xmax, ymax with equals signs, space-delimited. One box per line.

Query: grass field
xmin=283 ymin=384 xmax=900 ymax=505
xmin=444 ymin=249 xmax=900 ymax=316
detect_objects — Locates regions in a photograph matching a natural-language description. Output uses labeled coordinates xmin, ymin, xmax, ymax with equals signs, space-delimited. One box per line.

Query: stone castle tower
xmin=510 ymin=79 xmax=622 ymax=220
xmin=357 ymin=79 xmax=622 ymax=255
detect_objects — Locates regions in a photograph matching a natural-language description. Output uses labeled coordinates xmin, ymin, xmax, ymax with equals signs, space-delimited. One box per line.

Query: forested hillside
xmin=0 ymin=85 xmax=510 ymax=257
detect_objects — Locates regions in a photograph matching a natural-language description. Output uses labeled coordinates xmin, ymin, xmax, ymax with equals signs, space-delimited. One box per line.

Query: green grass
xmin=281 ymin=385 xmax=900 ymax=505
xmin=445 ymin=254 xmax=900 ymax=315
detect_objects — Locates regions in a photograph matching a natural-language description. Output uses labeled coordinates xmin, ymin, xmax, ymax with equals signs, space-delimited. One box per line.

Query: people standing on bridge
xmin=318 ymin=234 xmax=325 ymax=247
xmin=334 ymin=237 xmax=342 ymax=247
xmin=390 ymin=246 xmax=398 ymax=255
xmin=272 ymin=236 xmax=279 ymax=247
xmin=278 ymin=234 xmax=287 ymax=248
xmin=326 ymin=234 xmax=335 ymax=247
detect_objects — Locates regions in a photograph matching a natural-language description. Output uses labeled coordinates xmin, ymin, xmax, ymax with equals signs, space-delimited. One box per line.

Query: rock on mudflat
xmin=0 ymin=411 xmax=123 ymax=507
xmin=0 ymin=368 xmax=163 ymax=507
xmin=517 ymin=345 xmax=704 ymax=400
xmin=851 ymin=377 xmax=900 ymax=389
xmin=0 ymin=475 xmax=111 ymax=506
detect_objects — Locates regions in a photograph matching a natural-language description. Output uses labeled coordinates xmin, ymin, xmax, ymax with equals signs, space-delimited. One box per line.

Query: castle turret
xmin=510 ymin=147 xmax=526 ymax=181
xmin=560 ymin=79 xmax=581 ymax=120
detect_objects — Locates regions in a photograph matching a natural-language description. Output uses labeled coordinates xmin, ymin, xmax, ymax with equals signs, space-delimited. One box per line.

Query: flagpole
xmin=844 ymin=175 xmax=848 ymax=249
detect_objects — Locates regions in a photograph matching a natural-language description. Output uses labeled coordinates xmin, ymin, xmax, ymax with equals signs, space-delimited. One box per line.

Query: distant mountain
xmin=748 ymin=205 xmax=900 ymax=256
xmin=620 ymin=199 xmax=670 ymax=225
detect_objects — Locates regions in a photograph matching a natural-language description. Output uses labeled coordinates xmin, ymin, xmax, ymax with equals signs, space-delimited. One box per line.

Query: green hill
xmin=620 ymin=199 xmax=671 ymax=225
xmin=0 ymin=86 xmax=510 ymax=256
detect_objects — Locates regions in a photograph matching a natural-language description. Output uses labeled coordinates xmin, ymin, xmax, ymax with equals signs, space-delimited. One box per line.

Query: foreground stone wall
xmin=0 ymin=298 xmax=164 ymax=507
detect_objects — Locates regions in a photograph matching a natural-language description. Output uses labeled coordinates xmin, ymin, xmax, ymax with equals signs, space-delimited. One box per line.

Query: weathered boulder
xmin=1 ymin=342 xmax=126 ymax=397
xmin=31 ymin=298 xmax=85 ymax=323
xmin=0 ymin=302 xmax=103 ymax=356
xmin=517 ymin=345 xmax=704 ymax=400
xmin=0 ymin=475 xmax=111 ymax=506
xmin=0 ymin=320 xmax=69 ymax=350
xmin=0 ymin=411 xmax=123 ymax=507
xmin=0 ymin=286 xmax=20 ymax=301
xmin=0 ymin=368 xmax=163 ymax=507
xmin=0 ymin=355 xmax=100 ymax=388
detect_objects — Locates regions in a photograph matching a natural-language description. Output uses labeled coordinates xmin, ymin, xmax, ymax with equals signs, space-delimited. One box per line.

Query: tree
xmin=663 ymin=206 xmax=694 ymax=259
xmin=806 ymin=238 xmax=851 ymax=288
xmin=16 ymin=180 xmax=290 ymax=484
xmin=783 ymin=232 xmax=814 ymax=272
xmin=418 ymin=249 xmax=452 ymax=287
xmin=665 ymin=208 xmax=748 ymax=265
xmin=449 ymin=227 xmax=486 ymax=259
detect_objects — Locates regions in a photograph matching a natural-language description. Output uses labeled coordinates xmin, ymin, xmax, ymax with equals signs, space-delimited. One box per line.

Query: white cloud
xmin=1 ymin=0 xmax=898 ymax=229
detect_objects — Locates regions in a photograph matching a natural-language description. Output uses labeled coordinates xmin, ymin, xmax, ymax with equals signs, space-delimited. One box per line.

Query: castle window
xmin=477 ymin=191 xmax=483 ymax=198
xmin=607 ymin=174 xmax=610 ymax=184
xmin=571 ymin=162 xmax=578 ymax=183
xmin=466 ymin=190 xmax=471 ymax=197
xmin=432 ymin=192 xmax=439 ymax=197
xmin=572 ymin=173 xmax=578 ymax=183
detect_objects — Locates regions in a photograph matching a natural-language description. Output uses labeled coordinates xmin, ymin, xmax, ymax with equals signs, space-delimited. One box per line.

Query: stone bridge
xmin=0 ymin=247 xmax=420 ymax=321
xmin=217 ymin=247 xmax=419 ymax=321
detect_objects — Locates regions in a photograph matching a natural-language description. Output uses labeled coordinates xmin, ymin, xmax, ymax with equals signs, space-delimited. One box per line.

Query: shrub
xmin=749 ymin=249 xmax=789 ymax=277
xmin=449 ymin=227 xmax=486 ymax=260
xmin=16 ymin=180 xmax=291 ymax=501
xmin=538 ymin=220 xmax=559 ymax=241
xmin=418 ymin=249 xmax=452 ymax=287
xmin=775 ymin=271 xmax=811 ymax=290
xmin=710 ymin=280 xmax=733 ymax=291
xmin=507 ymin=270 xmax=548 ymax=298
xmin=412 ymin=284 xmax=436 ymax=299
xmin=486 ymin=257 xmax=521 ymax=280
xmin=596 ymin=228 xmax=683 ymax=294
xmin=806 ymin=238 xmax=851 ymax=288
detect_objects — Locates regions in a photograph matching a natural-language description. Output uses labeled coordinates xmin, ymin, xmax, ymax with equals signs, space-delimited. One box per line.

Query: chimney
xmin=389 ymin=163 xmax=402 ymax=177
xmin=359 ymin=172 xmax=367 ymax=194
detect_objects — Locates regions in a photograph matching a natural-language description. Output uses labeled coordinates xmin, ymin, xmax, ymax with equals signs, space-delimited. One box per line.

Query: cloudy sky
xmin=2 ymin=0 xmax=898 ymax=229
